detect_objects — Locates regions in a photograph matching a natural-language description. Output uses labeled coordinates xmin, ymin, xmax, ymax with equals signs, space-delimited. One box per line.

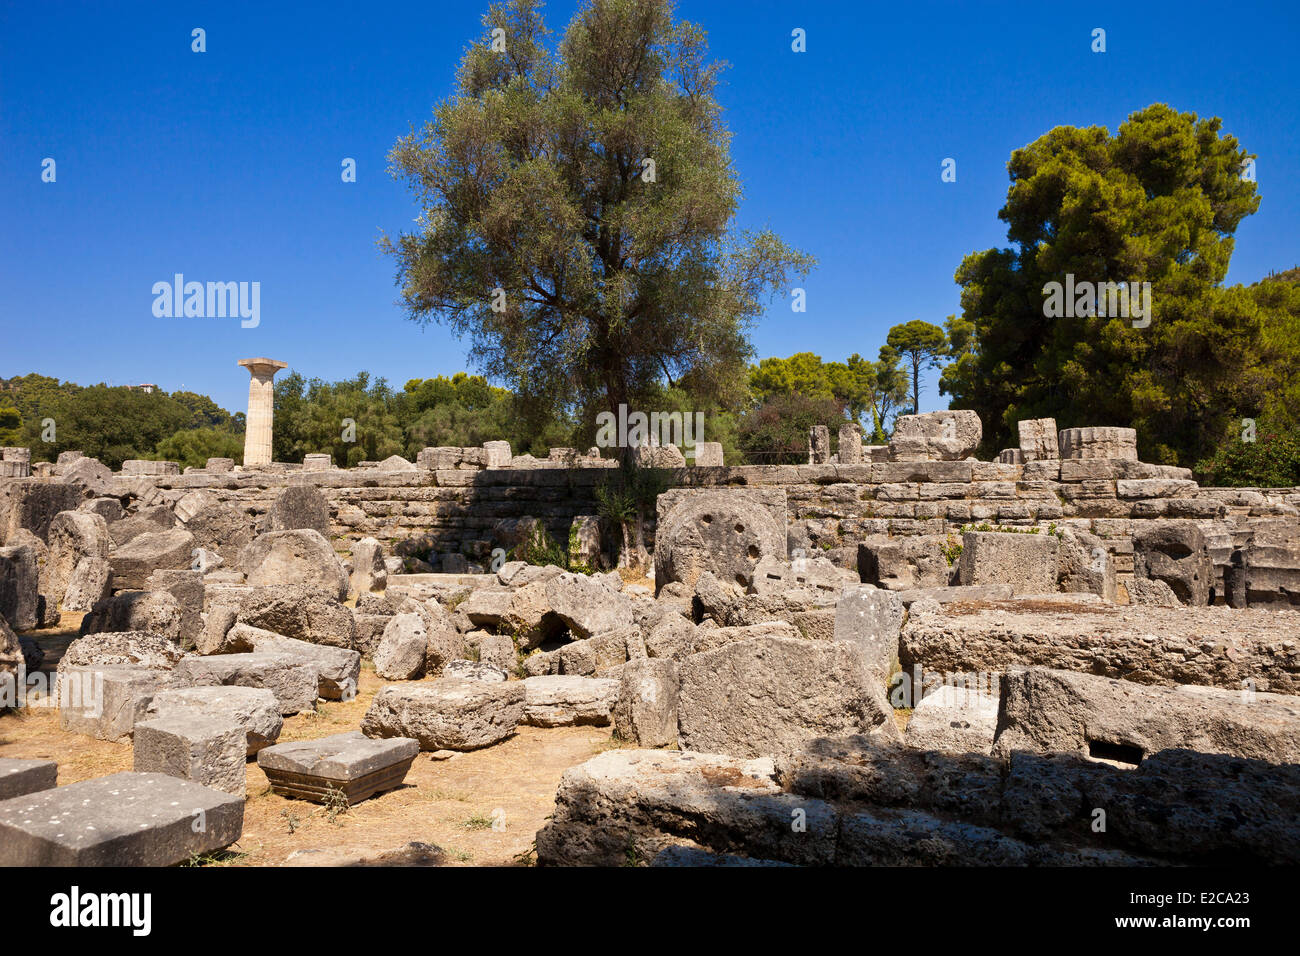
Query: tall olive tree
xmin=381 ymin=0 xmax=813 ymax=428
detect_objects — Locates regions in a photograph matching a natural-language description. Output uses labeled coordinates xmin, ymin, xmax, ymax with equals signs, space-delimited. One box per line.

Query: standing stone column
xmin=837 ymin=422 xmax=863 ymax=464
xmin=238 ymin=358 xmax=287 ymax=468
xmin=808 ymin=425 xmax=830 ymax=464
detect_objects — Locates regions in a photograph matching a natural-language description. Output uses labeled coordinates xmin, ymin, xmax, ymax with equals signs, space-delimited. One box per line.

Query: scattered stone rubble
xmin=1 ymin=409 xmax=1299 ymax=866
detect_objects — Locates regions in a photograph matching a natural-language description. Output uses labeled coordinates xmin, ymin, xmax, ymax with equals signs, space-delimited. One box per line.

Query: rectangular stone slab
xmin=257 ymin=731 xmax=418 ymax=803
xmin=0 ymin=758 xmax=58 ymax=800
xmin=0 ymin=772 xmax=243 ymax=866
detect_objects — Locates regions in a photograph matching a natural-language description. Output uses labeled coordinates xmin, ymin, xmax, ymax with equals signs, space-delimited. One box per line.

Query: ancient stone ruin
xmin=2 ymin=406 xmax=1299 ymax=866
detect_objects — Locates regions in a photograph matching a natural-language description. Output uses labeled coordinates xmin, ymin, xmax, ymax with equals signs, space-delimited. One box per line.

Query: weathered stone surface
xmin=903 ymin=686 xmax=999 ymax=754
xmin=833 ymin=585 xmax=905 ymax=683
xmin=858 ymin=535 xmax=953 ymax=590
xmin=475 ymin=632 xmax=517 ymax=673
xmin=133 ymin=713 xmax=247 ymax=795
xmin=352 ymin=612 xmax=391 ymax=659
xmin=266 ymin=484 xmax=331 ymax=537
xmin=257 ymin=731 xmax=419 ymax=803
xmin=693 ymin=441 xmax=724 ymax=466
xmin=45 ymin=511 xmax=111 ymax=612
xmin=373 ymin=613 xmax=427 ymax=680
xmin=545 ymin=572 xmax=634 ymax=639
xmin=1058 ymin=426 xmax=1137 ymax=460
xmin=233 ymin=585 xmax=357 ymax=650
xmin=144 ymin=569 xmax=204 ymax=646
xmin=0 ymin=479 xmax=81 ymax=542
xmin=57 ymin=664 xmax=180 ymax=741
xmin=184 ymin=501 xmax=256 ymax=566
xmin=535 ymin=750 xmax=826 ymax=867
xmin=654 ymin=489 xmax=786 ymax=592
xmin=0 ymin=758 xmax=58 ymax=800
xmin=751 ymin=555 xmax=855 ymax=598
xmin=173 ymin=652 xmax=318 ymax=715
xmin=79 ymin=496 xmax=124 ymax=523
xmin=460 ymin=581 xmax=560 ymax=649
xmin=349 ymin=537 xmax=388 ymax=597
xmin=0 ymin=771 xmax=244 ymax=866
xmin=79 ymin=590 xmax=182 ymax=642
xmin=889 ymin=410 xmax=982 ymax=461
xmin=614 ymin=657 xmax=679 ymax=747
xmin=58 ymin=630 xmax=185 ymax=672
xmin=107 ymin=505 xmax=176 ymax=548
xmin=362 ymin=679 xmax=526 ymax=751
xmin=110 ymin=528 xmax=195 ymax=590
xmin=522 ymin=675 xmax=619 ymax=727
xmin=147 ymin=685 xmax=283 ymax=756
xmin=1128 ymin=576 xmax=1180 ymax=606
xmin=0 ymin=543 xmax=40 ymax=631
xmin=678 ymin=635 xmax=898 ymax=758
xmin=901 ymin=599 xmax=1300 ymax=693
xmin=443 ymin=658 xmax=508 ymax=682
xmin=808 ymin=425 xmax=831 ymax=464
xmin=225 ymin=623 xmax=360 ymax=701
xmin=239 ymin=529 xmax=349 ymax=600
xmin=893 ymin=584 xmax=1014 ymax=606
xmin=0 ymin=614 xmax=20 ymax=693
xmin=993 ymin=667 xmax=1300 ymax=764
xmin=1016 ymin=418 xmax=1059 ymax=462
xmin=957 ymin=531 xmax=1059 ymax=594
xmin=1132 ymin=520 xmax=1212 ymax=606
xmin=1055 ymin=526 xmax=1116 ymax=602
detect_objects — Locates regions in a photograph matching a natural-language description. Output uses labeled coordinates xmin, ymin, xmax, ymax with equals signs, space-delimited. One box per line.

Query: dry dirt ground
xmin=2 ymin=615 xmax=612 ymax=867
xmin=4 ymin=606 xmax=911 ymax=866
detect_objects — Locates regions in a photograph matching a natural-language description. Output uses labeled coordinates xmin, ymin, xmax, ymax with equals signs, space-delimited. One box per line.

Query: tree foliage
xmin=942 ymin=103 xmax=1294 ymax=465
xmin=381 ymin=0 xmax=813 ymax=430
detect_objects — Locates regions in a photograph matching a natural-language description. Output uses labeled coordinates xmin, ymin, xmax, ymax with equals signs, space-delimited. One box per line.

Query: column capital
xmin=238 ymin=357 xmax=288 ymax=377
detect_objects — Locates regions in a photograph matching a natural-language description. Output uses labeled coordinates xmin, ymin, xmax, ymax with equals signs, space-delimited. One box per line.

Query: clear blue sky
xmin=3 ymin=0 xmax=1298 ymax=415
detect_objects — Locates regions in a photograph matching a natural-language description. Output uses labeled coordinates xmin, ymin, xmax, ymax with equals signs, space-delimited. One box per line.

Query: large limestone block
xmin=521 ymin=675 xmax=619 ymax=727
xmin=184 ymin=500 xmax=256 ymax=566
xmin=654 ymin=489 xmax=787 ymax=593
xmin=677 ymin=635 xmax=898 ymax=758
xmin=109 ymin=528 xmax=195 ymax=590
xmin=957 ymin=531 xmax=1059 ymax=594
xmin=133 ymin=713 xmax=247 ymax=796
xmin=1058 ymin=426 xmax=1137 ymax=460
xmin=544 ymin=572 xmax=634 ymax=639
xmin=362 ymin=679 xmax=525 ymax=751
xmin=460 ymin=581 xmax=560 ymax=649
xmin=0 ymin=772 xmax=244 ymax=866
xmin=903 ymin=686 xmax=999 ymax=755
xmin=233 ymin=585 xmax=357 ymax=650
xmin=613 ymin=657 xmax=679 ymax=747
xmin=888 ymin=410 xmax=982 ymax=461
xmin=992 ymin=668 xmax=1300 ymax=765
xmin=1055 ymin=527 xmax=1117 ymax=602
xmin=257 ymin=731 xmax=419 ymax=803
xmin=349 ymin=537 xmax=388 ymax=597
xmin=79 ymin=590 xmax=183 ymax=642
xmin=0 ymin=758 xmax=58 ymax=801
xmin=833 ymin=586 xmax=905 ymax=683
xmin=147 ymin=685 xmax=283 ymax=756
xmin=57 ymin=664 xmax=180 ymax=741
xmin=1016 ymin=418 xmax=1059 ymax=462
xmin=534 ymin=750 xmax=823 ymax=867
xmin=0 ymin=478 xmax=81 ymax=542
xmin=372 ymin=612 xmax=428 ymax=680
xmin=239 ymin=529 xmax=348 ymax=600
xmin=173 ymin=652 xmax=319 ymax=715
xmin=266 ymin=484 xmax=331 ymax=537
xmin=0 ymin=544 xmax=40 ymax=631
xmin=858 ymin=535 xmax=954 ymax=590
xmin=46 ymin=511 xmax=111 ymax=611
xmin=900 ymin=599 xmax=1300 ymax=694
xmin=225 ymin=624 xmax=360 ymax=701
xmin=1132 ymin=520 xmax=1212 ymax=606
xmin=58 ymin=630 xmax=185 ymax=672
